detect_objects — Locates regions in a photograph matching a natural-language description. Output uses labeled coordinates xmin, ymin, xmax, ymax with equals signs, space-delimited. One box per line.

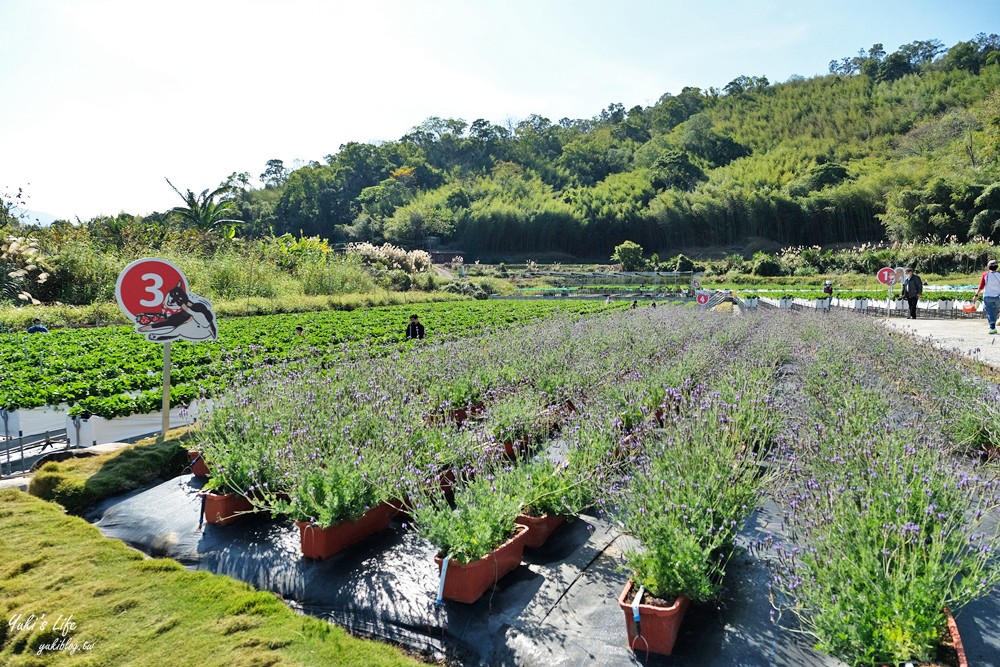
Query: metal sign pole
xmin=160 ymin=342 xmax=171 ymax=443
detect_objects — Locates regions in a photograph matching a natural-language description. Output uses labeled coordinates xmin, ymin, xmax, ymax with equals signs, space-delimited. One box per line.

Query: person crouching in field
xmin=973 ymin=259 xmax=1000 ymax=334
xmin=27 ymin=318 xmax=48 ymax=333
xmin=406 ymin=314 xmax=425 ymax=340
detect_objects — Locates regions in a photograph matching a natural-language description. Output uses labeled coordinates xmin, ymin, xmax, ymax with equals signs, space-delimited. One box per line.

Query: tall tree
xmin=164 ymin=178 xmax=240 ymax=234
xmin=260 ymin=159 xmax=289 ymax=189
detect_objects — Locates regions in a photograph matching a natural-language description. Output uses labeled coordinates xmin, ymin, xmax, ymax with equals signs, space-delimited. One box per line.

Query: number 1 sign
xmin=116 ymin=258 xmax=218 ymax=343
xmin=876 ymin=266 xmax=897 ymax=286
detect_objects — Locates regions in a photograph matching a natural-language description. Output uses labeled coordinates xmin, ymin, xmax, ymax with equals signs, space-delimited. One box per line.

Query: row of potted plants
xmin=183 ymin=304 xmax=1000 ymax=664
xmin=186 ymin=308 xmax=775 ymax=615
xmin=766 ymin=313 xmax=997 ymax=666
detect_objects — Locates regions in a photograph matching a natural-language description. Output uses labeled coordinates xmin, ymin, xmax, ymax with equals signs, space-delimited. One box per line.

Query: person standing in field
xmin=901 ymin=268 xmax=923 ymax=319
xmin=823 ymin=280 xmax=833 ymax=313
xmin=27 ymin=318 xmax=48 ymax=333
xmin=972 ymin=259 xmax=1000 ymax=334
xmin=405 ymin=314 xmax=425 ymax=340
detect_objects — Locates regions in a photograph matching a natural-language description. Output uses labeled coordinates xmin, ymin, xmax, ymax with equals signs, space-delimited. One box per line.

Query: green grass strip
xmin=28 ymin=429 xmax=190 ymax=515
xmin=0 ymin=489 xmax=424 ymax=667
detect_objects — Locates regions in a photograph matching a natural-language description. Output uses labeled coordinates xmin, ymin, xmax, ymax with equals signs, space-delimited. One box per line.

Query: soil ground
xmin=877 ymin=317 xmax=1000 ymax=369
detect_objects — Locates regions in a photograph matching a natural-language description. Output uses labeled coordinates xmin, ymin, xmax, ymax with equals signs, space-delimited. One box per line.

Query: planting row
xmin=184 ymin=305 xmax=1000 ymax=666
xmin=768 ymin=314 xmax=999 ymax=666
xmin=0 ymin=300 xmax=616 ymax=418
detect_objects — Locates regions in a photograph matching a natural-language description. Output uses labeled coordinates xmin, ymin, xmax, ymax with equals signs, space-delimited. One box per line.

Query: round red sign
xmin=877 ymin=266 xmax=896 ymax=286
xmin=116 ymin=258 xmax=188 ymax=319
xmin=696 ymin=292 xmax=710 ymax=305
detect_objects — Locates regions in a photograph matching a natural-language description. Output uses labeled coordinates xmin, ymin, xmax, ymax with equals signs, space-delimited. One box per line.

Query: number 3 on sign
xmin=139 ymin=273 xmax=165 ymax=307
xmin=115 ymin=258 xmax=187 ymax=324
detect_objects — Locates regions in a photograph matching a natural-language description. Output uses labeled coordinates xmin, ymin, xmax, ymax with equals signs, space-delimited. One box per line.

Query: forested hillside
xmin=6 ymin=35 xmax=1000 ymax=261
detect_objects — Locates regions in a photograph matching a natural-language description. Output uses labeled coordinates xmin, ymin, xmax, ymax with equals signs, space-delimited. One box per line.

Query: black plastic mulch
xmin=89 ymin=476 xmax=1000 ymax=666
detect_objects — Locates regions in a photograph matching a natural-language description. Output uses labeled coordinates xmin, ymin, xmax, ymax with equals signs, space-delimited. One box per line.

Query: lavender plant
xmin=612 ymin=387 xmax=779 ymax=602
xmin=772 ymin=415 xmax=1000 ymax=665
xmin=771 ymin=321 xmax=1000 ymax=666
xmin=410 ymin=462 xmax=525 ymax=563
xmin=481 ymin=390 xmax=549 ymax=449
xmin=271 ymin=449 xmax=384 ymax=528
xmin=511 ymin=454 xmax=595 ymax=518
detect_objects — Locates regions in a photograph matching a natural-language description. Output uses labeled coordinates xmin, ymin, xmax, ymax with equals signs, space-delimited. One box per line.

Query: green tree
xmin=1 ymin=186 xmax=29 ymax=228
xmin=673 ymin=253 xmax=695 ymax=272
xmin=896 ymin=39 xmax=945 ymax=68
xmin=260 ymin=159 xmax=289 ymax=189
xmin=357 ymin=177 xmax=411 ymax=219
xmin=723 ymin=75 xmax=769 ymax=96
xmin=649 ymin=88 xmax=704 ymax=134
xmin=941 ymin=41 xmax=981 ymax=74
xmin=672 ymin=114 xmax=748 ymax=167
xmin=876 ymin=52 xmax=914 ymax=82
xmin=612 ymin=240 xmax=645 ymax=270
xmin=557 ymin=128 xmax=635 ymax=186
xmin=751 ymin=252 xmax=783 ymax=276
xmin=272 ymin=165 xmax=341 ymax=239
xmin=165 ymin=178 xmax=240 ymax=234
xmin=649 ymin=149 xmax=705 ymax=191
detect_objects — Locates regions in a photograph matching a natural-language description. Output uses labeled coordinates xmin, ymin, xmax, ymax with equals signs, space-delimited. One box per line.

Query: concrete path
xmin=0 ymin=441 xmax=144 ymax=487
xmin=877 ymin=317 xmax=1000 ymax=369
xmin=0 ymin=475 xmax=30 ymax=491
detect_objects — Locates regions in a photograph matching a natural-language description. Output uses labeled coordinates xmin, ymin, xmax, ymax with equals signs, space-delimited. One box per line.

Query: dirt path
xmin=432 ymin=264 xmax=455 ymax=280
xmin=877 ymin=317 xmax=1000 ymax=369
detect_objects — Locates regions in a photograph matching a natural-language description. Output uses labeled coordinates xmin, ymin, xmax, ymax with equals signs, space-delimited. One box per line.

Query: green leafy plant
xmin=512 ymin=456 xmax=593 ymax=518
xmin=483 ymin=391 xmax=547 ymax=445
xmin=614 ymin=388 xmax=777 ymax=602
xmin=411 ymin=468 xmax=523 ymax=563
xmin=271 ymin=461 xmax=380 ymax=528
xmin=773 ymin=410 xmax=1000 ymax=664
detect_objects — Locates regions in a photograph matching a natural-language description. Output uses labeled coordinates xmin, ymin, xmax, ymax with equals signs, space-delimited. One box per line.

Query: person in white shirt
xmin=972 ymin=259 xmax=1000 ymax=334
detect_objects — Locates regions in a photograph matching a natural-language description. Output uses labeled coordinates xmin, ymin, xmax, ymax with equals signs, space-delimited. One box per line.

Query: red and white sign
xmin=691 ymin=279 xmax=701 ymax=289
xmin=115 ymin=258 xmax=218 ymax=343
xmin=696 ymin=291 xmax=710 ymax=305
xmin=877 ymin=267 xmax=897 ymax=286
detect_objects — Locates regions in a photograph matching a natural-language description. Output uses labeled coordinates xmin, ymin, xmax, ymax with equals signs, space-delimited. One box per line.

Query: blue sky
xmin=1 ymin=0 xmax=996 ymax=221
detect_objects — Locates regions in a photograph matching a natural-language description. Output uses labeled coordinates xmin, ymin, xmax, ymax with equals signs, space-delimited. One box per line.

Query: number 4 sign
xmin=116 ymin=258 xmax=218 ymax=343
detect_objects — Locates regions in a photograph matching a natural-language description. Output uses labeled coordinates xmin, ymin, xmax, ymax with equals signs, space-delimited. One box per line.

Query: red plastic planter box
xmin=516 ymin=513 xmax=566 ymax=549
xmin=434 ymin=525 xmax=528 ymax=604
xmin=944 ymin=608 xmax=968 ymax=667
xmin=618 ymin=579 xmax=690 ymax=657
xmin=203 ymin=491 xmax=253 ymax=527
xmin=295 ymin=502 xmax=395 ymax=560
xmin=188 ymin=450 xmax=210 ymax=478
